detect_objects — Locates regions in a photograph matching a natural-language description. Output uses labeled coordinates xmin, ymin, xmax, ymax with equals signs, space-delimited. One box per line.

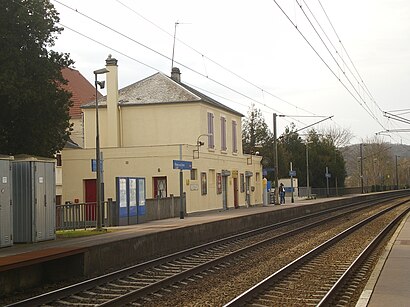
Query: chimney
xmin=105 ymin=54 xmax=120 ymax=147
xmin=171 ymin=67 xmax=181 ymax=82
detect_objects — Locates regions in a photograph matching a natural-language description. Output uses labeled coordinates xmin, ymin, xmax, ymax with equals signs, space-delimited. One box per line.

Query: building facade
xmin=62 ymin=56 xmax=262 ymax=213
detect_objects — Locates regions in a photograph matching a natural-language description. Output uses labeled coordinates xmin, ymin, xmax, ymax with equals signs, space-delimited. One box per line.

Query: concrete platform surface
xmin=360 ymin=212 xmax=410 ymax=307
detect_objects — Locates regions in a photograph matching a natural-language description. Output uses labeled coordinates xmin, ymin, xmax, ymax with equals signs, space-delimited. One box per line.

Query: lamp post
xmin=94 ymin=67 xmax=109 ymax=230
xmin=193 ymin=133 xmax=212 ymax=159
xmin=305 ymin=141 xmax=312 ymax=199
xmin=290 ymin=162 xmax=294 ymax=203
xmin=373 ymin=158 xmax=378 ymax=188
xmin=395 ymin=155 xmax=400 ymax=190
xmin=360 ymin=143 xmax=364 ymax=193
xmin=273 ymin=113 xmax=279 ymax=205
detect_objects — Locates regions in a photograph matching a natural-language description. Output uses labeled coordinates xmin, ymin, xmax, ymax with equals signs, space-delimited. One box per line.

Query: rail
xmin=56 ymin=195 xmax=186 ymax=231
xmin=56 ymin=201 xmax=110 ymax=230
xmin=223 ymin=202 xmax=408 ymax=306
xmin=10 ymin=196 xmax=402 ymax=306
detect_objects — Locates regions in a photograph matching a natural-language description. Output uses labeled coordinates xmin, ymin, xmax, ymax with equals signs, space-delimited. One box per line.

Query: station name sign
xmin=173 ymin=160 xmax=192 ymax=170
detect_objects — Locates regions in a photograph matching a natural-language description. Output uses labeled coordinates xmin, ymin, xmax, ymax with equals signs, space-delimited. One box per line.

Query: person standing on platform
xmin=279 ymin=183 xmax=285 ymax=204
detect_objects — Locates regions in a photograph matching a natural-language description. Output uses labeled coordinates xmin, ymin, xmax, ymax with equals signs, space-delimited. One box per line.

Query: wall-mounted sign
xmin=173 ymin=160 xmax=192 ymax=170
xmin=91 ymin=159 xmax=103 ymax=172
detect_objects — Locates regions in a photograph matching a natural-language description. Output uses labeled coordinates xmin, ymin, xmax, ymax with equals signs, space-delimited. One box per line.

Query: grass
xmin=56 ymin=228 xmax=113 ymax=238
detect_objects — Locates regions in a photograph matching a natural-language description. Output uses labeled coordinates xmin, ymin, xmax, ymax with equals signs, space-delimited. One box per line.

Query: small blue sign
xmin=289 ymin=170 xmax=296 ymax=177
xmin=91 ymin=159 xmax=103 ymax=172
xmin=173 ymin=160 xmax=192 ymax=170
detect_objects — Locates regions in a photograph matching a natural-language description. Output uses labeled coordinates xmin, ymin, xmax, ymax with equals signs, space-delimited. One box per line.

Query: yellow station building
xmin=62 ymin=55 xmax=262 ymax=213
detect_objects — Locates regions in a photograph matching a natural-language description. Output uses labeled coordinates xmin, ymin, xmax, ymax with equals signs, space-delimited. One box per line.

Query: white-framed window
xmin=207 ymin=112 xmax=215 ymax=149
xmin=232 ymin=120 xmax=238 ymax=153
xmin=221 ymin=116 xmax=227 ymax=151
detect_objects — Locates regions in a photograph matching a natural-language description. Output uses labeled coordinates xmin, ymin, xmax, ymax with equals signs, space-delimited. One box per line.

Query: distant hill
xmin=341 ymin=143 xmax=410 ymax=187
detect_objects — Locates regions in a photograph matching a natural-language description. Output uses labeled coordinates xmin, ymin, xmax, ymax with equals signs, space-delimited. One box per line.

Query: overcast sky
xmin=51 ymin=0 xmax=410 ymax=145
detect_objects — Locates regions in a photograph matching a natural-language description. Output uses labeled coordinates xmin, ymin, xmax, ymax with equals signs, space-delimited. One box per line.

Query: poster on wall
xmin=129 ymin=178 xmax=137 ymax=216
xmin=119 ymin=178 xmax=127 ymax=208
xmin=138 ymin=178 xmax=145 ymax=207
xmin=216 ymin=173 xmax=222 ymax=194
xmin=116 ymin=177 xmax=147 ymax=224
xmin=138 ymin=178 xmax=146 ymax=215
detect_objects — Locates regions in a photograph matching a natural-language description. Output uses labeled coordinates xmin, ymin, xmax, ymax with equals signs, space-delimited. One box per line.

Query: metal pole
xmin=273 ymin=113 xmax=279 ymax=205
xmin=171 ymin=22 xmax=179 ymax=70
xmin=360 ymin=143 xmax=364 ymax=193
xmin=395 ymin=155 xmax=399 ymax=190
xmin=326 ymin=166 xmax=329 ymax=197
xmin=306 ymin=143 xmax=310 ymax=199
xmin=335 ymin=176 xmax=338 ymax=196
xmin=95 ymin=74 xmax=102 ymax=230
xmin=179 ymin=144 xmax=184 ymax=219
xmin=290 ymin=162 xmax=294 ymax=203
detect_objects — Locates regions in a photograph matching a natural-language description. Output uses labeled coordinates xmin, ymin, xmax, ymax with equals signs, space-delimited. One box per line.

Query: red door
xmin=153 ymin=177 xmax=167 ymax=198
xmin=84 ymin=179 xmax=97 ymax=220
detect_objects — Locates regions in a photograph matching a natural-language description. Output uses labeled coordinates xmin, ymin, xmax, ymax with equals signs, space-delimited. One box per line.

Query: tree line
xmin=242 ymin=105 xmax=348 ymax=189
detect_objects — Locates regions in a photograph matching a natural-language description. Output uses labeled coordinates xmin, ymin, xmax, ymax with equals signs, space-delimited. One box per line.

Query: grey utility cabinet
xmin=0 ymin=155 xmax=13 ymax=247
xmin=12 ymin=155 xmax=56 ymax=243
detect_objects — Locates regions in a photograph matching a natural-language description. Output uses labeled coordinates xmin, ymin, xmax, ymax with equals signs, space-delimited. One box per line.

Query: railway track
xmin=6 ymin=196 xmax=409 ymax=307
xmin=224 ymin=205 xmax=410 ymax=306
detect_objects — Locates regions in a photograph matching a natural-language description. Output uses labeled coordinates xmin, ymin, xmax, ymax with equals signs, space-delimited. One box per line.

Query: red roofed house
xmin=55 ymin=67 xmax=99 ymax=204
xmin=61 ymin=67 xmax=100 ymax=148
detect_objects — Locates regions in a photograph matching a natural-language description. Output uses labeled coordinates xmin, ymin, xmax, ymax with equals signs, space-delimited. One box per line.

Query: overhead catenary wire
xmin=270 ymin=0 xmax=379 ymax=127
xmin=383 ymin=112 xmax=410 ymax=125
xmin=48 ymin=1 xmax=284 ymax=116
xmin=115 ymin=1 xmax=363 ymax=132
xmin=302 ymin=0 xmax=380 ymax=113
xmin=114 ymin=0 xmax=316 ymax=117
xmin=316 ymin=1 xmax=403 ymax=144
xmin=317 ymin=0 xmax=378 ymax=105
xmin=49 ymin=0 xmax=326 ymax=130
xmin=18 ymin=0 xmax=395 ymax=142
xmin=313 ymin=2 xmax=410 ymax=144
xmin=292 ymin=0 xmax=386 ymax=130
xmin=75 ymin=1 xmax=407 ymax=144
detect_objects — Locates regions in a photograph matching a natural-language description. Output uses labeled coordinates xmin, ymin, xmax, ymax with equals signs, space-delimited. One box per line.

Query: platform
xmin=3 ymin=195 xmax=340 ymax=297
xmin=357 ymin=211 xmax=410 ymax=307
xmin=1 ymin=191 xmax=409 ymax=306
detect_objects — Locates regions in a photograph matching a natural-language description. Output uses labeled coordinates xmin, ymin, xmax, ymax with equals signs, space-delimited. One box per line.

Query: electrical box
xmin=12 ymin=155 xmax=56 ymax=243
xmin=0 ymin=155 xmax=13 ymax=247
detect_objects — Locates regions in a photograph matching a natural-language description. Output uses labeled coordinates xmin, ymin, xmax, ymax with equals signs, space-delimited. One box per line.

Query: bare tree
xmin=361 ymin=137 xmax=394 ymax=188
xmin=319 ymin=126 xmax=354 ymax=148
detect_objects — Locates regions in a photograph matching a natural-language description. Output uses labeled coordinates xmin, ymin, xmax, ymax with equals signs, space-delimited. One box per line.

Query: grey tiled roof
xmin=82 ymin=72 xmax=243 ymax=117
